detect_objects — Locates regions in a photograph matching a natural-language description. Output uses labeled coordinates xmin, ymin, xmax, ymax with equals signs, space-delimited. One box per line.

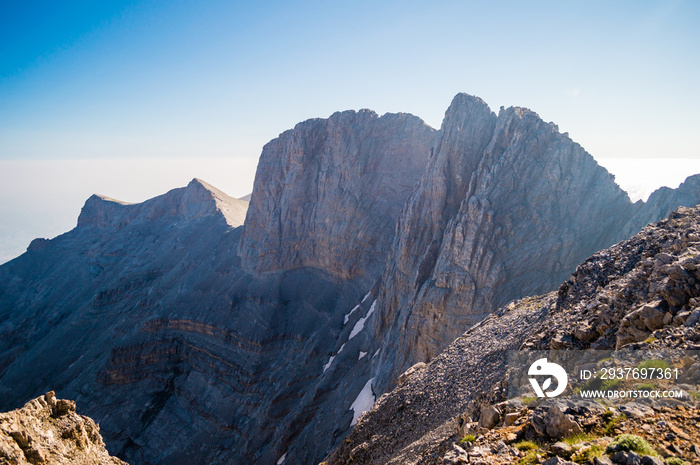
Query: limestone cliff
xmin=238 ymin=109 xmax=435 ymax=282
xmin=369 ymin=94 xmax=639 ymax=392
xmin=0 ymin=392 xmax=127 ymax=464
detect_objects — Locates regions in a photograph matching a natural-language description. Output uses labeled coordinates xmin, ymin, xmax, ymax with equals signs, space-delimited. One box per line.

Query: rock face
xmin=239 ymin=109 xmax=435 ymax=282
xmin=325 ymin=205 xmax=700 ymax=465
xmin=1 ymin=95 xmax=700 ymax=465
xmin=369 ymin=94 xmax=638 ymax=391
xmin=0 ymin=392 xmax=127 ymax=464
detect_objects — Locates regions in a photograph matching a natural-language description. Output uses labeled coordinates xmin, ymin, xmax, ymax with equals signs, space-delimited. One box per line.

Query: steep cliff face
xmin=369 ymin=94 xmax=638 ymax=391
xmin=238 ymin=110 xmax=436 ymax=282
xmin=326 ymin=205 xmax=700 ymax=465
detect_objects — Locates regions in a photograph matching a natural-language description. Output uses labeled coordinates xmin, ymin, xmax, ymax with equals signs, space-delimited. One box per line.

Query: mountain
xmin=366 ymin=94 xmax=638 ymax=393
xmin=0 ymin=94 xmax=699 ymax=464
xmin=325 ymin=204 xmax=700 ymax=465
xmin=239 ymin=109 xmax=436 ymax=282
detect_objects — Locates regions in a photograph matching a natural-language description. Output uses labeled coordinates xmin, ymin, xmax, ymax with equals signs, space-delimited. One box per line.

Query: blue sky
xmin=1 ymin=0 xmax=700 ymax=262
xmin=2 ymin=0 xmax=699 ymax=160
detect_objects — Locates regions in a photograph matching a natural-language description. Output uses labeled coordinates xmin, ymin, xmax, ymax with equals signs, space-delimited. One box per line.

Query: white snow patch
xmin=358 ymin=351 xmax=367 ymax=360
xmin=373 ymin=348 xmax=380 ymax=358
xmin=276 ymin=453 xmax=287 ymax=464
xmin=349 ymin=300 xmax=377 ymax=340
xmin=344 ymin=304 xmax=360 ymax=325
xmin=322 ymin=355 xmax=335 ymax=373
xmin=350 ymin=377 xmax=375 ymax=426
xmin=322 ymin=343 xmax=346 ymax=373
xmin=362 ymin=292 xmax=371 ymax=303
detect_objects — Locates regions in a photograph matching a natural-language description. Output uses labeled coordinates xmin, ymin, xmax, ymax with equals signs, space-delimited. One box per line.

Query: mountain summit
xmin=0 ymin=94 xmax=699 ymax=464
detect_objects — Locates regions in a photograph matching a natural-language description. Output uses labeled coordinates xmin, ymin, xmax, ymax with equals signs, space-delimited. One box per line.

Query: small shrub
xmin=521 ymin=396 xmax=537 ymax=405
xmin=644 ymin=336 xmax=657 ymax=344
xmin=606 ymin=434 xmax=656 ymax=456
xmin=666 ymin=458 xmax=688 ymax=465
xmin=563 ymin=433 xmax=593 ymax=445
xmin=459 ymin=434 xmax=476 ymax=444
xmin=571 ymin=444 xmax=604 ymax=464
xmin=519 ymin=450 xmax=538 ymax=465
xmin=636 ymin=359 xmax=669 ymax=370
xmin=579 ymin=376 xmax=622 ymax=392
xmin=515 ymin=440 xmax=538 ymax=451
xmin=603 ymin=415 xmax=625 ymax=435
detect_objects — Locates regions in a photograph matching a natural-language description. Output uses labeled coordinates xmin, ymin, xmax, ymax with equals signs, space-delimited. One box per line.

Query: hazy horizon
xmin=1 ymin=1 xmax=699 ymax=262
xmin=1 ymin=154 xmax=700 ymax=265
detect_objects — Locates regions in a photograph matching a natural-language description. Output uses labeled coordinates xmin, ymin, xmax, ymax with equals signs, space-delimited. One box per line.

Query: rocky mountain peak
xmin=77 ymin=177 xmax=248 ymax=229
xmin=239 ymin=109 xmax=436 ymax=281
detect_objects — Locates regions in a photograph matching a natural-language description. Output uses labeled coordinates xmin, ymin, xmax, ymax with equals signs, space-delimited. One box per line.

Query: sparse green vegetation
xmin=571 ymin=444 xmax=604 ymax=464
xmin=603 ymin=414 xmax=625 ymax=435
xmin=459 ymin=434 xmax=476 ymax=444
xmin=666 ymin=458 xmax=688 ymax=465
xmin=518 ymin=450 xmax=539 ymax=465
xmin=579 ymin=376 xmax=622 ymax=392
xmin=644 ymin=336 xmax=657 ymax=344
xmin=636 ymin=359 xmax=669 ymax=370
xmin=562 ymin=433 xmax=593 ymax=445
xmin=606 ymin=434 xmax=657 ymax=456
xmin=515 ymin=440 xmax=538 ymax=451
xmin=635 ymin=382 xmax=656 ymax=391
xmin=521 ymin=396 xmax=537 ymax=405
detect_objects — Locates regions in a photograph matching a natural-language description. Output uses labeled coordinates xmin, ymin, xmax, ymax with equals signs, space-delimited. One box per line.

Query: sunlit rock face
xmin=367 ymin=94 xmax=698 ymax=393
xmin=238 ymin=109 xmax=436 ymax=283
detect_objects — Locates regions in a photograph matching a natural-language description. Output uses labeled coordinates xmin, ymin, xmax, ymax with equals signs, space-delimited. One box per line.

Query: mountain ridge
xmin=0 ymin=93 xmax=699 ymax=464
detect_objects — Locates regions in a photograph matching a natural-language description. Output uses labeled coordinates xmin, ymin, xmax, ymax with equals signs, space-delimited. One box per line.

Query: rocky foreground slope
xmin=0 ymin=391 xmax=126 ymax=464
xmin=1 ymin=94 xmax=700 ymax=464
xmin=325 ymin=205 xmax=700 ymax=465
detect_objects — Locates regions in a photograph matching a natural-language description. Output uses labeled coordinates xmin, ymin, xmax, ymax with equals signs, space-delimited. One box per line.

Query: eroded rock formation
xmin=239 ymin=109 xmax=435 ymax=282
xmin=0 ymin=391 xmax=127 ymax=465
xmin=369 ymin=94 xmax=639 ymax=392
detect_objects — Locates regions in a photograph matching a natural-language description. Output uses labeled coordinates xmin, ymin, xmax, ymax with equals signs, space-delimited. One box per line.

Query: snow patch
xmin=358 ymin=351 xmax=367 ymax=360
xmin=361 ymin=292 xmax=370 ymax=303
xmin=322 ymin=355 xmax=335 ymax=373
xmin=350 ymin=377 xmax=375 ymax=426
xmin=344 ymin=304 xmax=360 ymax=325
xmin=322 ymin=343 xmax=346 ymax=373
xmin=276 ymin=453 xmax=287 ymax=464
xmin=349 ymin=300 xmax=377 ymax=340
